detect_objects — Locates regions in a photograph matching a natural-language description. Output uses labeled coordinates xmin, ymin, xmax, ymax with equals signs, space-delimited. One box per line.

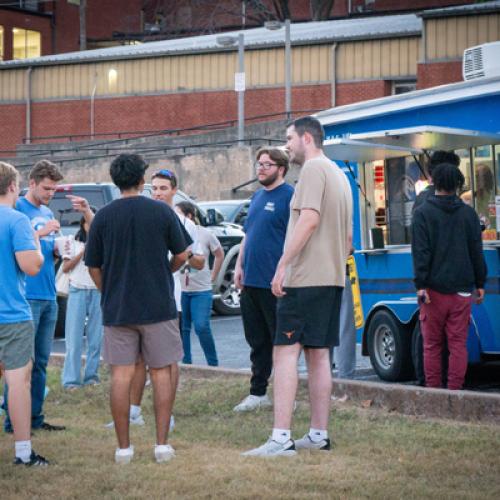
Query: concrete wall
xmin=14 ymin=145 xmax=299 ymax=201
xmin=14 ymin=144 xmax=301 ymax=201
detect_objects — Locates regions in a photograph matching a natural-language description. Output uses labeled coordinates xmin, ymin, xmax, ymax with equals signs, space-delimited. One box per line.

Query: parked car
xmin=21 ymin=183 xmax=243 ymax=337
xmin=199 ymin=199 xmax=251 ymax=227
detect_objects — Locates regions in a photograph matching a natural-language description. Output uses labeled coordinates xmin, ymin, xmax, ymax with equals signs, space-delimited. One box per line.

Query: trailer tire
xmin=411 ymin=322 xmax=425 ymax=386
xmin=367 ymin=310 xmax=413 ymax=382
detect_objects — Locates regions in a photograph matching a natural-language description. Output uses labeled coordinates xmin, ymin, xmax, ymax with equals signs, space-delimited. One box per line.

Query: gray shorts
xmin=103 ymin=320 xmax=183 ymax=368
xmin=0 ymin=321 xmax=34 ymax=370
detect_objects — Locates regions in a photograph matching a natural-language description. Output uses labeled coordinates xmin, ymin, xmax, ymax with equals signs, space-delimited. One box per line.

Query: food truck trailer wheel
xmin=367 ymin=310 xmax=414 ymax=382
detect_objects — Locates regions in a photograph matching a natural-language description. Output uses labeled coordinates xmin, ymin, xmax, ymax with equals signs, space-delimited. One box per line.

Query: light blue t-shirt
xmin=0 ymin=205 xmax=37 ymax=323
xmin=16 ymin=197 xmax=57 ymax=301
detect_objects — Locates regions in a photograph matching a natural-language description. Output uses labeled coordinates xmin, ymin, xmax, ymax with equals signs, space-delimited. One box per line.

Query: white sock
xmin=309 ymin=428 xmax=328 ymax=442
xmin=130 ymin=405 xmax=141 ymax=419
xmin=15 ymin=440 xmax=32 ymax=462
xmin=271 ymin=428 xmax=291 ymax=443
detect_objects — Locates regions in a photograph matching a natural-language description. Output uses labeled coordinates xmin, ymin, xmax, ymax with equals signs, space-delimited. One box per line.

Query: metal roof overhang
xmin=323 ymin=138 xmax=423 ymax=163
xmin=350 ymin=126 xmax=500 ymax=151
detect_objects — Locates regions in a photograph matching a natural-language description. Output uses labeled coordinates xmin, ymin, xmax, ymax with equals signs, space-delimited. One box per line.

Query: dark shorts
xmin=275 ymin=286 xmax=343 ymax=348
xmin=0 ymin=321 xmax=34 ymax=370
xmin=103 ymin=320 xmax=183 ymax=368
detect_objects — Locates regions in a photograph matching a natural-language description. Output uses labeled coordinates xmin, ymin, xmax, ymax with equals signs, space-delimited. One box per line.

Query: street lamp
xmin=265 ymin=19 xmax=291 ymax=119
xmin=217 ymin=33 xmax=245 ymax=145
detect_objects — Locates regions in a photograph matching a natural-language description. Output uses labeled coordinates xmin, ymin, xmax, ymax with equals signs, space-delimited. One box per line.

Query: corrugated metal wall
xmin=2 ymin=10 xmax=498 ymax=103
xmin=0 ymin=38 xmax=419 ymax=102
xmin=337 ymin=38 xmax=419 ymax=81
xmin=0 ymin=69 xmax=25 ymax=101
xmin=425 ymin=13 xmax=500 ymax=61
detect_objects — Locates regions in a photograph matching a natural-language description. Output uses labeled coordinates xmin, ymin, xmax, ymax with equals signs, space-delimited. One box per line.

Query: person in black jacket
xmin=411 ymin=162 xmax=487 ymax=390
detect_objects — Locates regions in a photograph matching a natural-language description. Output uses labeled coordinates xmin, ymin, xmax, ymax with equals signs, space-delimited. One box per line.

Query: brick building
xmin=1 ymin=0 xmax=475 ymax=60
xmin=0 ymin=1 xmax=499 ymax=156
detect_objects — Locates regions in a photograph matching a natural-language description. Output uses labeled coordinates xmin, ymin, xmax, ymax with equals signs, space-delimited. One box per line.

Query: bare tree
xmin=310 ymin=0 xmax=335 ymax=21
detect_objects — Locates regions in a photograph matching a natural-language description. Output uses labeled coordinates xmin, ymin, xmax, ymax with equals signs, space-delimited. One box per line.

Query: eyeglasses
xmin=255 ymin=161 xmax=279 ymax=171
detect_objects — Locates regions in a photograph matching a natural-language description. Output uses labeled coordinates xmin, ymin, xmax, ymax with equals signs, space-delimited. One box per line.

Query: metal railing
xmin=21 ymin=109 xmax=319 ymax=146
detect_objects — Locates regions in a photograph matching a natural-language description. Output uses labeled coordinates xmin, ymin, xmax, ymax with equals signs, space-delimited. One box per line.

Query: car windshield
xmin=49 ymin=189 xmax=112 ymax=226
xmin=199 ymin=202 xmax=240 ymax=222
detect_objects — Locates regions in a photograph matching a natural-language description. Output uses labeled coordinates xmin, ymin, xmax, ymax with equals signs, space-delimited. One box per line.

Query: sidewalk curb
xmin=49 ymin=354 xmax=500 ymax=425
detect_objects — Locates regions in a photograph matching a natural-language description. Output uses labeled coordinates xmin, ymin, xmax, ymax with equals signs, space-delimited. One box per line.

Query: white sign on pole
xmin=234 ymin=72 xmax=246 ymax=92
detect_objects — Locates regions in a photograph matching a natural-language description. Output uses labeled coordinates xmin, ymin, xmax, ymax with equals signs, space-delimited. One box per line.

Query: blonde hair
xmin=0 ymin=162 xmax=19 ymax=195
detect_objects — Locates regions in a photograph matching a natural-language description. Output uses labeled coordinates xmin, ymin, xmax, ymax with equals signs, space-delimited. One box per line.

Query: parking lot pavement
xmin=51 ymin=314 xmax=372 ymax=377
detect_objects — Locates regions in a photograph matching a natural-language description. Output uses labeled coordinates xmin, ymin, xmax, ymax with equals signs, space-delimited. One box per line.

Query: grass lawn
xmin=1 ymin=367 xmax=500 ymax=499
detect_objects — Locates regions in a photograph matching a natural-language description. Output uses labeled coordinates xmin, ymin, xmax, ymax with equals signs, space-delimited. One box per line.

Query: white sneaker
xmin=105 ymin=413 xmax=145 ymax=429
xmin=294 ymin=433 xmax=332 ymax=451
xmin=242 ymin=438 xmax=297 ymax=457
xmin=154 ymin=444 xmax=175 ymax=463
xmin=115 ymin=446 xmax=134 ymax=464
xmin=233 ymin=394 xmax=272 ymax=412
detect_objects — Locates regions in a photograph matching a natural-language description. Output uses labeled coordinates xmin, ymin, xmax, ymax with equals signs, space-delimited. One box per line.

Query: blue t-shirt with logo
xmin=243 ymin=182 xmax=294 ymax=289
xmin=16 ymin=197 xmax=57 ymax=301
xmin=0 ymin=205 xmax=37 ymax=323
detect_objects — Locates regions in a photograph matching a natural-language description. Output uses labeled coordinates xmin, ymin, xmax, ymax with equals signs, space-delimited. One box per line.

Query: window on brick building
xmin=12 ymin=27 xmax=41 ymax=60
xmin=0 ymin=26 xmax=3 ymax=60
xmin=392 ymin=81 xmax=417 ymax=95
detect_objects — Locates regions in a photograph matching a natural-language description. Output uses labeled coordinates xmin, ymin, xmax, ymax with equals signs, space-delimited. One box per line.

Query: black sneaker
xmin=37 ymin=422 xmax=66 ymax=432
xmin=14 ymin=451 xmax=49 ymax=466
xmin=294 ymin=434 xmax=332 ymax=450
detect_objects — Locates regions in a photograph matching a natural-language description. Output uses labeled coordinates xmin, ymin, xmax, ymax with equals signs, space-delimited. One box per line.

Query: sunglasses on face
xmin=155 ymin=169 xmax=175 ymax=178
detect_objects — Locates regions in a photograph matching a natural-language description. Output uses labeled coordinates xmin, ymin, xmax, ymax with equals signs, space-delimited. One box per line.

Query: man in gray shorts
xmin=0 ymin=162 xmax=47 ymax=466
xmin=85 ymin=154 xmax=191 ymax=464
xmin=244 ymin=116 xmax=353 ymax=457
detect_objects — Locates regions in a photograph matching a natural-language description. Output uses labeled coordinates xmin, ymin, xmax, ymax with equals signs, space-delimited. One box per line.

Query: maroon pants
xmin=419 ymin=290 xmax=472 ymax=390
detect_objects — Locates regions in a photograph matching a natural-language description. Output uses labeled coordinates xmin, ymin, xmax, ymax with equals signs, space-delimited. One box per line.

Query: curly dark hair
xmin=109 ymin=154 xmax=148 ymax=191
xmin=428 ymin=150 xmax=460 ymax=178
xmin=433 ymin=162 xmax=465 ymax=193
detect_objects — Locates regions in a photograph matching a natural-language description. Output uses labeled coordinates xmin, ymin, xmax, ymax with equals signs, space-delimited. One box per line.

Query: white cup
xmin=55 ymin=235 xmax=74 ymax=258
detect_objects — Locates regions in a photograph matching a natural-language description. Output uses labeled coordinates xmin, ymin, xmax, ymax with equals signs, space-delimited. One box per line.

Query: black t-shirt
xmin=85 ymin=196 xmax=191 ymax=326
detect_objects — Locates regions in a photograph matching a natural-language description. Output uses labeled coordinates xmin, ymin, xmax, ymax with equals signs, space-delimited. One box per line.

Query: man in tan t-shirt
xmin=243 ymin=116 xmax=353 ymax=457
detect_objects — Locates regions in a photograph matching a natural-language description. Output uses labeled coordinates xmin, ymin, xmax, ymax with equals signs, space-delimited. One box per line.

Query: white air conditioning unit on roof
xmin=463 ymin=41 xmax=500 ymax=81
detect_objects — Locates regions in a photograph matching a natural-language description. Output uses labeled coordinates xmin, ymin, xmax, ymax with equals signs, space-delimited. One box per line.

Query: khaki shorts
xmin=103 ymin=320 xmax=183 ymax=368
xmin=0 ymin=321 xmax=34 ymax=370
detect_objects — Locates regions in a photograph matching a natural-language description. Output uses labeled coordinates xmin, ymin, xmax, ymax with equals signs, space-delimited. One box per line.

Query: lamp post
xmin=217 ymin=33 xmax=245 ymax=145
xmin=265 ymin=19 xmax=291 ymax=119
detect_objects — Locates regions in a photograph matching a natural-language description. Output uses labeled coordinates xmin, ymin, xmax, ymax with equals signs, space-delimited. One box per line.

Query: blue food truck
xmin=316 ymin=73 xmax=500 ymax=382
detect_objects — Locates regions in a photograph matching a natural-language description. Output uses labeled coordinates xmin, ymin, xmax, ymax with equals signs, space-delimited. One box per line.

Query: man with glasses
xmin=233 ymin=147 xmax=293 ymax=412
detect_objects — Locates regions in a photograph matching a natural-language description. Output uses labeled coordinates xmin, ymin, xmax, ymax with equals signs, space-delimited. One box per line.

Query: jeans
xmin=181 ymin=290 xmax=218 ymax=366
xmin=62 ymin=287 xmax=103 ymax=387
xmin=240 ymin=287 xmax=276 ymax=396
xmin=4 ymin=299 xmax=58 ymax=431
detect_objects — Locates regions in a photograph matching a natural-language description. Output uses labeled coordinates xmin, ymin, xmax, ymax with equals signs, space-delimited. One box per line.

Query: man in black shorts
xmin=243 ymin=116 xmax=353 ymax=457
